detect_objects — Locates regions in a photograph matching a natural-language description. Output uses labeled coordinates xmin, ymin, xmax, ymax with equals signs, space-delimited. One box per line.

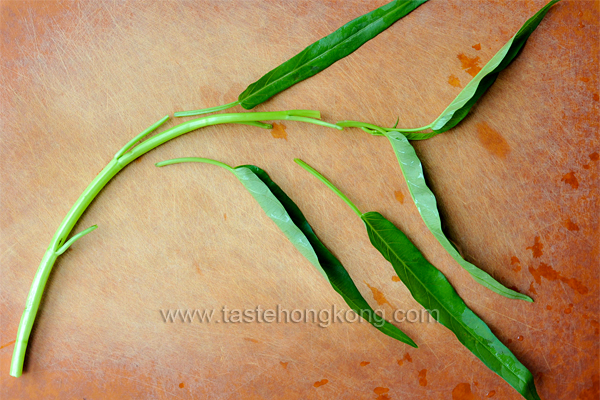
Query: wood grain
xmin=1 ymin=1 xmax=598 ymax=399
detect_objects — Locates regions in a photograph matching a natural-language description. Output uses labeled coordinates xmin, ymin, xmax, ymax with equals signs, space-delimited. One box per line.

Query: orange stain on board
xmin=365 ymin=282 xmax=391 ymax=307
xmin=360 ymin=361 xmax=370 ymax=367
xmin=271 ymin=122 xmax=287 ymax=140
xmin=392 ymin=276 xmax=401 ymax=282
xmin=452 ymin=383 xmax=478 ymax=400
xmin=472 ymin=43 xmax=482 ymax=50
xmin=223 ymin=213 xmax=227 ymax=221
xmin=374 ymin=387 xmax=390 ymax=395
xmin=457 ymin=53 xmax=482 ymax=76
xmin=0 ymin=340 xmax=15 ymax=350
xmin=590 ymin=152 xmax=599 ymax=161
xmin=280 ymin=361 xmax=288 ymax=369
xmin=546 ymin=305 xmax=553 ymax=310
xmin=529 ymin=282 xmax=537 ymax=295
xmin=313 ymin=379 xmax=328 ymax=388
xmin=565 ymin=304 xmax=573 ymax=314
xmin=529 ymin=262 xmax=589 ymax=295
xmin=244 ymin=337 xmax=260 ymax=343
xmin=476 ymin=122 xmax=510 ymax=158
xmin=510 ymin=256 xmax=522 ymax=272
xmin=418 ymin=369 xmax=428 ymax=386
xmin=486 ymin=390 xmax=496 ymax=398
xmin=394 ymin=190 xmax=405 ymax=204
xmin=564 ymin=219 xmax=579 ymax=231
xmin=448 ymin=74 xmax=462 ymax=87
xmin=526 ymin=236 xmax=544 ymax=258
xmin=590 ymin=320 xmax=600 ymax=335
xmin=561 ymin=171 xmax=579 ymax=189
xmin=397 ymin=352 xmax=413 ymax=366
xmin=178 ymin=382 xmax=184 ymax=389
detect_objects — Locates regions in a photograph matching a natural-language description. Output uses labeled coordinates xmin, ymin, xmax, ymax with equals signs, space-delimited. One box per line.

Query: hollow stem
xmin=156 ymin=157 xmax=234 ymax=172
xmin=337 ymin=120 xmax=432 ymax=133
xmin=174 ymin=100 xmax=241 ymax=117
xmin=285 ymin=116 xmax=343 ymax=130
xmin=114 ymin=115 xmax=170 ymax=159
xmin=294 ymin=159 xmax=362 ymax=217
xmin=10 ymin=108 xmax=336 ymax=378
xmin=232 ymin=121 xmax=273 ymax=129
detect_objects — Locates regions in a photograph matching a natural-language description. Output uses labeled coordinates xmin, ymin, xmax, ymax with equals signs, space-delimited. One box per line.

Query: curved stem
xmin=174 ymin=100 xmax=241 ymax=117
xmin=337 ymin=120 xmax=432 ymax=133
xmin=10 ymin=108 xmax=336 ymax=378
xmin=390 ymin=125 xmax=432 ymax=133
xmin=294 ymin=159 xmax=362 ymax=217
xmin=156 ymin=157 xmax=234 ymax=172
xmin=114 ymin=115 xmax=170 ymax=159
xmin=117 ymin=110 xmax=324 ymax=165
xmin=336 ymin=120 xmax=384 ymax=131
xmin=284 ymin=116 xmax=343 ymax=130
xmin=232 ymin=121 xmax=273 ymax=129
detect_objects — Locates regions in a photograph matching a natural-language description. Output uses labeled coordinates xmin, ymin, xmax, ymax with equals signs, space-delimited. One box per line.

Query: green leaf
xmin=338 ymin=1 xmax=559 ymax=137
xmin=238 ymin=0 xmax=428 ymax=109
xmin=157 ymin=158 xmax=417 ymax=348
xmin=362 ymin=211 xmax=540 ymax=400
xmin=431 ymin=0 xmax=560 ymax=133
xmin=334 ymin=122 xmax=532 ymax=301
xmin=384 ymin=131 xmax=532 ymax=301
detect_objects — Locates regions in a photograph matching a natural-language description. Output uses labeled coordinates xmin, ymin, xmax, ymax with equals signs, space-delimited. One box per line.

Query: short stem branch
xmin=294 ymin=158 xmax=362 ymax=217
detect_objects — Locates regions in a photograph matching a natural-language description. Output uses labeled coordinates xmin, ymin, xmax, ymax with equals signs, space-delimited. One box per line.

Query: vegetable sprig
xmin=337 ymin=121 xmax=532 ymax=302
xmin=9 ymin=110 xmax=340 ymax=378
xmin=174 ymin=0 xmax=428 ymax=116
xmin=156 ymin=157 xmax=417 ymax=347
xmin=295 ymin=159 xmax=541 ymax=400
xmin=342 ymin=0 xmax=560 ymax=137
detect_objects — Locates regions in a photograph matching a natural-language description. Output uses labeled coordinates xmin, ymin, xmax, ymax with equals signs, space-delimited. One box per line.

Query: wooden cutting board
xmin=1 ymin=1 xmax=598 ymax=399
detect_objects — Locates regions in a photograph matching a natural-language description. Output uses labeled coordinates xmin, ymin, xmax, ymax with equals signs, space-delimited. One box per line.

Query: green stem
xmin=10 ymin=109 xmax=335 ymax=378
xmin=174 ymin=100 xmax=241 ymax=117
xmin=294 ymin=158 xmax=362 ymax=217
xmin=114 ymin=115 xmax=170 ymax=159
xmin=337 ymin=120 xmax=432 ymax=133
xmin=285 ymin=116 xmax=343 ymax=130
xmin=156 ymin=157 xmax=234 ymax=172
xmin=55 ymin=225 xmax=98 ymax=256
xmin=232 ymin=121 xmax=273 ymax=129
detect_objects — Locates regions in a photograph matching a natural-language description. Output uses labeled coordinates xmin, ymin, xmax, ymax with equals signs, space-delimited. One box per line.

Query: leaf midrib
xmin=363 ymin=215 xmax=529 ymax=389
xmin=244 ymin=1 xmax=407 ymax=102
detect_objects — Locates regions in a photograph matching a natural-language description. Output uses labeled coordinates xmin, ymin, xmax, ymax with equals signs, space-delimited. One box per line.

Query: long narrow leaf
xmin=384 ymin=132 xmax=532 ymax=301
xmin=295 ymin=159 xmax=540 ymax=400
xmin=237 ymin=0 xmax=428 ymax=109
xmin=337 ymin=0 xmax=559 ymax=136
xmin=362 ymin=212 xmax=540 ymax=400
xmin=429 ymin=0 xmax=560 ymax=133
xmin=157 ymin=158 xmax=417 ymax=347
xmin=335 ymin=121 xmax=532 ymax=301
